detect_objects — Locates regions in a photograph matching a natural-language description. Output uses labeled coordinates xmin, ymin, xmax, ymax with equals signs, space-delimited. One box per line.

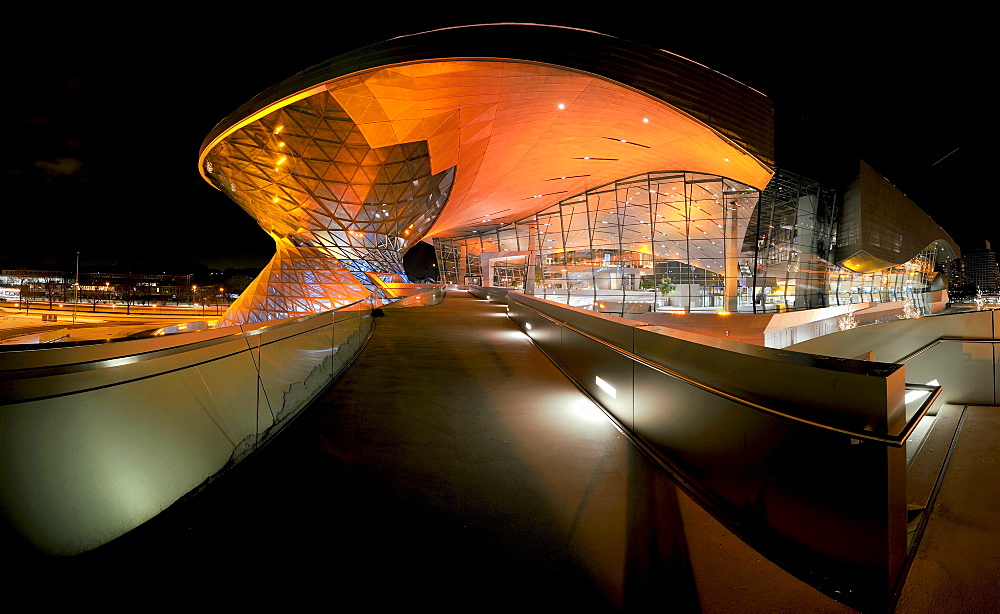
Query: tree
xmin=119 ymin=274 xmax=139 ymax=315
xmin=19 ymin=277 xmax=31 ymax=313
xmin=41 ymin=277 xmax=66 ymax=309
xmin=899 ymin=299 xmax=919 ymax=319
xmin=85 ymin=280 xmax=112 ymax=312
xmin=837 ymin=312 xmax=858 ymax=331
xmin=658 ymin=276 xmax=675 ymax=295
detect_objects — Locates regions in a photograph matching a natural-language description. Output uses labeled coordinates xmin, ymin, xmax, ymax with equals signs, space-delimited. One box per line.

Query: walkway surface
xmin=13 ymin=292 xmax=994 ymax=611
xmin=896 ymin=405 xmax=1000 ymax=613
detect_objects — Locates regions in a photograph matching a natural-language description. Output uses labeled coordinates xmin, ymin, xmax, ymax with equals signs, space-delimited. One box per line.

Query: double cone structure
xmin=203 ymin=97 xmax=455 ymax=323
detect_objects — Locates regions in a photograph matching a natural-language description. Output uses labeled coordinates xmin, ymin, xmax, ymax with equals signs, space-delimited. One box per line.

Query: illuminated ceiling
xmin=323 ymin=60 xmax=773 ymax=237
xmin=201 ymin=25 xmax=776 ymax=242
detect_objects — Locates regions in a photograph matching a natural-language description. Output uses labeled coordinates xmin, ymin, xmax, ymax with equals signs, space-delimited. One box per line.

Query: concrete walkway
xmin=22 ymin=292 xmax=861 ymax=611
xmin=896 ymin=405 xmax=1000 ymax=613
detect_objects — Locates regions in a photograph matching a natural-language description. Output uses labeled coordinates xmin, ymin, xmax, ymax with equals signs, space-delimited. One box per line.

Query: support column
xmin=525 ymin=223 xmax=538 ymax=295
xmin=724 ymin=198 xmax=740 ymax=311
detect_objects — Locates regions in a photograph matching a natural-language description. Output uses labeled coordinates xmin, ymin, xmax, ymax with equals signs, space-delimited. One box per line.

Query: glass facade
xmin=434 ymin=170 xmax=948 ymax=315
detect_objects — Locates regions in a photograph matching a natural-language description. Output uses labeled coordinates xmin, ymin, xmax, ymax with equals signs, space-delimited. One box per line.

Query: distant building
xmin=0 ymin=287 xmax=19 ymax=302
xmin=0 ymin=270 xmax=69 ymax=285
xmin=0 ymin=269 xmax=192 ymax=306
xmin=946 ymin=241 xmax=1000 ymax=299
xmin=0 ymin=270 xmax=71 ymax=305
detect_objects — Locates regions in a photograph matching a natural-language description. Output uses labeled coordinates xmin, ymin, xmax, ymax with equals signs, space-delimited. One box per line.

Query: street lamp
xmin=72 ymin=251 xmax=79 ymax=324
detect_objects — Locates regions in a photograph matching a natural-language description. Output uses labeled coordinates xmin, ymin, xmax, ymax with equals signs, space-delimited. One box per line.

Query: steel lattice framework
xmin=204 ymin=92 xmax=455 ymax=323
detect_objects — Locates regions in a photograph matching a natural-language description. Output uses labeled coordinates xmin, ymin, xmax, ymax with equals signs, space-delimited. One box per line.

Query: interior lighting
xmin=525 ymin=322 xmax=532 ymax=330
xmin=595 ymin=375 xmax=617 ymax=399
xmin=557 ymin=103 xmax=565 ymax=110
xmin=643 ymin=117 xmax=649 ymax=123
xmin=274 ymin=126 xmax=284 ymax=134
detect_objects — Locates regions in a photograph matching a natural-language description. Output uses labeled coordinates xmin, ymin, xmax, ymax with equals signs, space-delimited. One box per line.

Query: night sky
xmin=1 ymin=9 xmax=985 ymax=274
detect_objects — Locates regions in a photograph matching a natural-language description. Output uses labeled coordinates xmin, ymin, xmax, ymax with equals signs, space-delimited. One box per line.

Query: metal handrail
xmin=0 ymin=296 xmax=376 ymax=377
xmin=511 ymin=298 xmax=940 ymax=447
xmin=894 ymin=336 xmax=1000 ymax=365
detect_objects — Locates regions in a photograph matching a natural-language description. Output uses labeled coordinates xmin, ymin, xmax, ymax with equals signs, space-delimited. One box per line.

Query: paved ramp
xmin=26 ymin=292 xmax=855 ymax=612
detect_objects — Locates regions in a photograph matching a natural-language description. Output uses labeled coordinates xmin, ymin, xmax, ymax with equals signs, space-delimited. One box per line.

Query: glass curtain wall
xmin=433 ymin=170 xmax=945 ymax=316
xmin=435 ymin=171 xmax=758 ymax=314
xmin=747 ymin=170 xmax=838 ymax=312
xmin=827 ymin=244 xmax=946 ymax=311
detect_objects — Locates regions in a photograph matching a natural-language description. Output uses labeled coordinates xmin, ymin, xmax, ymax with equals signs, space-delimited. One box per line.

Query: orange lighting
xmin=316 ymin=60 xmax=772 ymax=236
xmin=198 ymin=32 xmax=775 ymax=326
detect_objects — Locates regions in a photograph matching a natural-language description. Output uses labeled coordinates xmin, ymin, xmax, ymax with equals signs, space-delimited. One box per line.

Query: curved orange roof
xmin=200 ymin=25 xmax=774 ymax=240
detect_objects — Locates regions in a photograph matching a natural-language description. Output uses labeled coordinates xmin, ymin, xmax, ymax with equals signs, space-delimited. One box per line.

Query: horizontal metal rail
xmin=1 ymin=307 xmax=377 ymax=406
xmin=894 ymin=336 xmax=1000 ymax=365
xmin=0 ymin=296 xmax=375 ymax=378
xmin=512 ymin=299 xmax=940 ymax=447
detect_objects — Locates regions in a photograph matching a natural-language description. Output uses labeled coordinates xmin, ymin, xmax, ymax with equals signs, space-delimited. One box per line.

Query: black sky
xmin=0 ymin=9 xmax=986 ymax=273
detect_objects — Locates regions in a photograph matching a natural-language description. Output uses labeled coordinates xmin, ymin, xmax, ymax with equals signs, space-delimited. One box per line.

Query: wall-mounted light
xmin=595 ymin=375 xmax=617 ymax=399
